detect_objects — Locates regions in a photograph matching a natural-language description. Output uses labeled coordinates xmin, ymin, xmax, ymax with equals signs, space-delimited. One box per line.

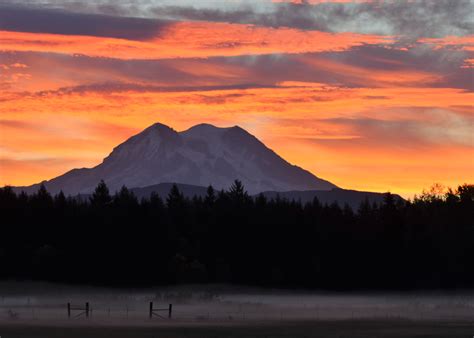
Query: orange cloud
xmin=266 ymin=135 xmax=473 ymax=197
xmin=0 ymin=22 xmax=393 ymax=59
xmin=296 ymin=56 xmax=443 ymax=87
xmin=419 ymin=35 xmax=474 ymax=51
xmin=1 ymin=84 xmax=472 ymax=196
xmin=461 ymin=58 xmax=474 ymax=68
xmin=0 ymin=21 xmax=471 ymax=197
xmin=10 ymin=63 xmax=28 ymax=68
xmin=0 ymin=157 xmax=96 ymax=187
xmin=0 ymin=117 xmax=139 ymax=186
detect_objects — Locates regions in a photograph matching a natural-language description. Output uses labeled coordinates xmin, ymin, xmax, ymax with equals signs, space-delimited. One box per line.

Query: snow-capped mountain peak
xmin=16 ymin=122 xmax=337 ymax=195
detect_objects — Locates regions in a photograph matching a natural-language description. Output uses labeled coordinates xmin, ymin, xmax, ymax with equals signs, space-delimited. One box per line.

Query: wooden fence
xmin=149 ymin=302 xmax=172 ymax=319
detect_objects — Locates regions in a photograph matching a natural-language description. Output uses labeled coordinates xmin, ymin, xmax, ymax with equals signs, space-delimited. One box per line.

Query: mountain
xmin=72 ymin=182 xmax=400 ymax=210
xmin=259 ymin=189 xmax=403 ymax=210
xmin=129 ymin=183 xmax=401 ymax=210
xmin=131 ymin=182 xmax=208 ymax=200
xmin=15 ymin=122 xmax=337 ymax=195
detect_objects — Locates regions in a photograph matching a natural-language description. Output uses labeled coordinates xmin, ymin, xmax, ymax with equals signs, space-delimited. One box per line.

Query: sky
xmin=0 ymin=0 xmax=473 ymax=197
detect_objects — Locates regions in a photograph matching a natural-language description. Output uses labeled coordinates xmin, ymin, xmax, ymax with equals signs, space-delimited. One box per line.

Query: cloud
xmin=1 ymin=41 xmax=471 ymax=100
xmin=0 ymin=23 xmax=393 ymax=59
xmin=1 ymin=77 xmax=472 ymax=194
xmin=4 ymin=1 xmax=471 ymax=41
xmin=152 ymin=0 xmax=473 ymax=40
xmin=0 ymin=6 xmax=170 ymax=40
xmin=1 ymin=1 xmax=472 ymax=195
xmin=0 ymin=119 xmax=32 ymax=129
xmin=263 ymin=103 xmax=474 ymax=147
xmin=0 ymin=117 xmax=140 ymax=186
xmin=0 ymin=156 xmax=96 ymax=187
xmin=225 ymin=45 xmax=473 ymax=91
xmin=321 ymin=113 xmax=473 ymax=147
xmin=2 ymin=3 xmax=471 ymax=65
xmin=296 ymin=55 xmax=443 ymax=88
xmin=10 ymin=63 xmax=28 ymax=68
xmin=462 ymin=58 xmax=474 ymax=68
xmin=261 ymin=108 xmax=473 ymax=195
xmin=419 ymin=35 xmax=474 ymax=51
xmin=33 ymin=82 xmax=273 ymax=96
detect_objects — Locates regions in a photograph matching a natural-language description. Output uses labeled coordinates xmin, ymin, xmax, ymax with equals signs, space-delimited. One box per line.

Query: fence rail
xmin=1 ymin=300 xmax=472 ymax=323
xmin=67 ymin=302 xmax=89 ymax=318
xmin=149 ymin=302 xmax=172 ymax=319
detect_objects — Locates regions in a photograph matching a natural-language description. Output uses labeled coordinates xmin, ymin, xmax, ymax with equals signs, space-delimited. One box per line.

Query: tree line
xmin=0 ymin=181 xmax=473 ymax=289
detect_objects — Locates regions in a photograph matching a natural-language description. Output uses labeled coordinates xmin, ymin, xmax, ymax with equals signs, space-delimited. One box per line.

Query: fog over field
xmin=1 ymin=282 xmax=473 ymax=325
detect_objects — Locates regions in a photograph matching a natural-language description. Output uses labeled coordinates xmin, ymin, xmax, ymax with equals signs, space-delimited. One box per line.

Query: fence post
xmin=149 ymin=302 xmax=153 ymax=319
xmin=67 ymin=303 xmax=71 ymax=318
xmin=85 ymin=302 xmax=89 ymax=318
xmin=168 ymin=304 xmax=172 ymax=319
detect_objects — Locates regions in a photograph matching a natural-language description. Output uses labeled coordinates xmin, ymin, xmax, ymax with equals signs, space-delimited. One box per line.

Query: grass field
xmin=0 ymin=320 xmax=473 ymax=338
xmin=1 ymin=283 xmax=473 ymax=337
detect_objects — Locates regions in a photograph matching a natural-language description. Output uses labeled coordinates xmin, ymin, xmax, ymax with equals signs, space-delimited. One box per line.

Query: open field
xmin=0 ymin=320 xmax=474 ymax=338
xmin=0 ymin=282 xmax=473 ymax=337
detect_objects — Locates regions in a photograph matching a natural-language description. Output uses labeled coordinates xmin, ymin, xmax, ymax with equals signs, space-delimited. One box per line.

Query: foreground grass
xmin=0 ymin=320 xmax=473 ymax=338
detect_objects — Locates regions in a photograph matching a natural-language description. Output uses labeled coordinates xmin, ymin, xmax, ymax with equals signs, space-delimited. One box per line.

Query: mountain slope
xmin=259 ymin=189 xmax=403 ymax=210
xmin=15 ymin=122 xmax=337 ymax=195
xmin=128 ymin=183 xmax=402 ymax=210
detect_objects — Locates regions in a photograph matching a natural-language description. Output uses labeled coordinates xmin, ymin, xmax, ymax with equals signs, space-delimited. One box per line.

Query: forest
xmin=0 ymin=181 xmax=473 ymax=290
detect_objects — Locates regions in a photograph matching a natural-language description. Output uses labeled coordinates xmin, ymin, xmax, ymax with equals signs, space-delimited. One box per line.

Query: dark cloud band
xmin=0 ymin=6 xmax=170 ymax=40
xmin=1 ymin=1 xmax=472 ymax=41
xmin=157 ymin=1 xmax=473 ymax=40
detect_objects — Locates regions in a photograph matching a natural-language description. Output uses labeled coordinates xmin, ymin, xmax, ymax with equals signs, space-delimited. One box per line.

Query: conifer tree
xmin=167 ymin=184 xmax=185 ymax=210
xmin=228 ymin=179 xmax=248 ymax=204
xmin=204 ymin=185 xmax=216 ymax=207
xmin=90 ymin=180 xmax=111 ymax=207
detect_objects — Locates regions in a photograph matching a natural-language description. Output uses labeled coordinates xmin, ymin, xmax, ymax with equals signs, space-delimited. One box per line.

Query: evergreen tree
xmin=90 ymin=180 xmax=111 ymax=207
xmin=149 ymin=192 xmax=165 ymax=210
xmin=167 ymin=184 xmax=185 ymax=209
xmin=228 ymin=179 xmax=248 ymax=204
xmin=204 ymin=185 xmax=216 ymax=207
xmin=54 ymin=191 xmax=67 ymax=208
xmin=114 ymin=185 xmax=138 ymax=207
xmin=0 ymin=186 xmax=17 ymax=209
xmin=17 ymin=191 xmax=28 ymax=205
xmin=458 ymin=184 xmax=474 ymax=203
xmin=0 ymin=181 xmax=472 ymax=288
xmin=32 ymin=183 xmax=53 ymax=209
xmin=255 ymin=193 xmax=267 ymax=208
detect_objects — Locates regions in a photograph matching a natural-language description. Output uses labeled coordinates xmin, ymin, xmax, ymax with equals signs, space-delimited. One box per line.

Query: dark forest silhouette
xmin=0 ymin=181 xmax=473 ymax=289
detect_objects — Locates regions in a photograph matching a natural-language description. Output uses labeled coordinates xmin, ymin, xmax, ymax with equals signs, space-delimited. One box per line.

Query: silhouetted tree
xmin=255 ymin=193 xmax=267 ymax=208
xmin=149 ymin=191 xmax=165 ymax=210
xmin=458 ymin=183 xmax=474 ymax=203
xmin=54 ymin=191 xmax=67 ymax=208
xmin=114 ymin=185 xmax=138 ymax=208
xmin=31 ymin=183 xmax=53 ymax=209
xmin=228 ymin=179 xmax=249 ymax=205
xmin=0 ymin=182 xmax=472 ymax=289
xmin=204 ymin=185 xmax=216 ymax=207
xmin=90 ymin=180 xmax=111 ymax=207
xmin=0 ymin=186 xmax=17 ymax=209
xmin=167 ymin=184 xmax=185 ymax=209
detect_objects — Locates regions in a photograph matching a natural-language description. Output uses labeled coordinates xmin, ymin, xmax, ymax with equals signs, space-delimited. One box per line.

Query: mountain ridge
xmin=67 ymin=182 xmax=401 ymax=211
xmin=129 ymin=183 xmax=402 ymax=210
xmin=13 ymin=122 xmax=337 ymax=195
